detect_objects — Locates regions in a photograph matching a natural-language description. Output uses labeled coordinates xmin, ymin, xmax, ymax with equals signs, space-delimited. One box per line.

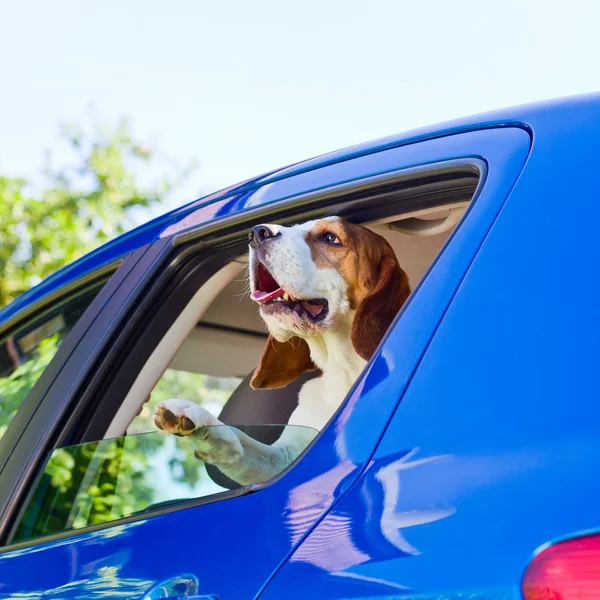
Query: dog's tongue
xmin=250 ymin=289 xmax=325 ymax=317
xmin=251 ymin=288 xmax=284 ymax=304
xmin=302 ymin=301 xmax=324 ymax=317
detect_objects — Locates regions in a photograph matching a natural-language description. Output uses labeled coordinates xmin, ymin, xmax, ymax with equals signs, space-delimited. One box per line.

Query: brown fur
xmin=250 ymin=335 xmax=317 ymax=389
xmin=307 ymin=219 xmax=411 ymax=359
xmin=252 ymin=218 xmax=411 ymax=387
xmin=351 ymin=251 xmax=411 ymax=360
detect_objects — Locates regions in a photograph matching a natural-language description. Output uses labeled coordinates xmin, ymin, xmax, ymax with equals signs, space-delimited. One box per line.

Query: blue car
xmin=0 ymin=94 xmax=597 ymax=599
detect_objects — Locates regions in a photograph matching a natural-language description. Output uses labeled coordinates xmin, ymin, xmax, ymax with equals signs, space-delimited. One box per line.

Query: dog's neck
xmin=284 ymin=315 xmax=367 ymax=431
xmin=304 ymin=314 xmax=367 ymax=402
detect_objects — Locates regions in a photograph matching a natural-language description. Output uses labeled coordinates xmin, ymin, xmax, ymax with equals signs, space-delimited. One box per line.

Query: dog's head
xmin=248 ymin=216 xmax=411 ymax=389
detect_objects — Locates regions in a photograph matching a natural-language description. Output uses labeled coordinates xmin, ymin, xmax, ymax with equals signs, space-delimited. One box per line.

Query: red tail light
xmin=522 ymin=533 xmax=600 ymax=600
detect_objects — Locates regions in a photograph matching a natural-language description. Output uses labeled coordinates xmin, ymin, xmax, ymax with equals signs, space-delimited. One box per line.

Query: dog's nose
xmin=249 ymin=225 xmax=280 ymax=249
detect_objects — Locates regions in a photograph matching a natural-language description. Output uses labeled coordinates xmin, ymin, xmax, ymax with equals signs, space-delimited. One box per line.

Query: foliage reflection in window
xmin=0 ymin=335 xmax=59 ymax=439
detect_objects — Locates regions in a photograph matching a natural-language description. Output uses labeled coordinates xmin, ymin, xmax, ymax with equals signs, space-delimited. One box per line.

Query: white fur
xmin=154 ymin=218 xmax=367 ymax=485
xmin=251 ymin=217 xmax=350 ymax=342
xmin=289 ymin=314 xmax=366 ymax=429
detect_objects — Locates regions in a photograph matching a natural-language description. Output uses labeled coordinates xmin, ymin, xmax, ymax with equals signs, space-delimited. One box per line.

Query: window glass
xmin=0 ymin=285 xmax=105 ymax=441
xmin=128 ymin=368 xmax=241 ymax=434
xmin=13 ymin=425 xmax=317 ymax=544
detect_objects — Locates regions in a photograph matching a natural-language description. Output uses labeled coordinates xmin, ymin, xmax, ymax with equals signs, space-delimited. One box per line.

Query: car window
xmin=127 ymin=368 xmax=241 ymax=435
xmin=12 ymin=424 xmax=317 ymax=544
xmin=9 ymin=164 xmax=484 ymax=546
xmin=0 ymin=285 xmax=106 ymax=442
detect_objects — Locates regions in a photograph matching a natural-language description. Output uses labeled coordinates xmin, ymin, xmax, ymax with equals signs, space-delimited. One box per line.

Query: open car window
xmin=127 ymin=368 xmax=241 ymax=435
xmin=8 ymin=160 xmax=488 ymax=546
xmin=13 ymin=425 xmax=318 ymax=544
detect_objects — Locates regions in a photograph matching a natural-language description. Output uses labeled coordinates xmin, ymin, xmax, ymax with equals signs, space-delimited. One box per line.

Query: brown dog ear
xmin=250 ymin=335 xmax=317 ymax=389
xmin=351 ymin=253 xmax=411 ymax=362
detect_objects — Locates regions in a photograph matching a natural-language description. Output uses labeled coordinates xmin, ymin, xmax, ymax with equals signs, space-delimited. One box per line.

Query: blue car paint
xmin=0 ymin=94 xmax=598 ymax=598
xmin=0 ymin=124 xmax=529 ymax=599
xmin=258 ymin=98 xmax=600 ymax=598
xmin=5 ymin=92 xmax=588 ymax=330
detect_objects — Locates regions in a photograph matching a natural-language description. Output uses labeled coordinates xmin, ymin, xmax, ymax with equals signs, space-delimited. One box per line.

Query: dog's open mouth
xmin=250 ymin=263 xmax=328 ymax=320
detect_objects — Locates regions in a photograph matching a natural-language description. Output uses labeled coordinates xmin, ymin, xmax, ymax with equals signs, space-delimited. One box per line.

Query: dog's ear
xmin=250 ymin=335 xmax=317 ymax=389
xmin=351 ymin=252 xmax=411 ymax=362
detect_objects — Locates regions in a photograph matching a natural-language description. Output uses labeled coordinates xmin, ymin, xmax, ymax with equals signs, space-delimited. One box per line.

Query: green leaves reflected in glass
xmin=13 ymin=425 xmax=315 ymax=544
xmin=0 ymin=335 xmax=60 ymax=440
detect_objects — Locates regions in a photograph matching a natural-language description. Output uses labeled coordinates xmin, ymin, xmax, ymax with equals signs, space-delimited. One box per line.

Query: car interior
xmin=106 ymin=201 xmax=471 ymax=441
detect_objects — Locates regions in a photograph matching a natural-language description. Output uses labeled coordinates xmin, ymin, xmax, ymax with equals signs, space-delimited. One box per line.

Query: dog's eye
xmin=320 ymin=231 xmax=342 ymax=245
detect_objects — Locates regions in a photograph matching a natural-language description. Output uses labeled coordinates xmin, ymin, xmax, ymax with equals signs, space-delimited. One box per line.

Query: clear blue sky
xmin=1 ymin=0 xmax=598 ymax=209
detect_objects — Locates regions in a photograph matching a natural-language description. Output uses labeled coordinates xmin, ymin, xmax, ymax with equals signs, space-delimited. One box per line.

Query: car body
xmin=0 ymin=94 xmax=598 ymax=599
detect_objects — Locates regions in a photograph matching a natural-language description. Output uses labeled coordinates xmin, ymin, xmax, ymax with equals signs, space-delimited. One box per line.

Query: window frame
xmin=1 ymin=159 xmax=485 ymax=547
xmin=78 ymin=159 xmax=484 ymax=446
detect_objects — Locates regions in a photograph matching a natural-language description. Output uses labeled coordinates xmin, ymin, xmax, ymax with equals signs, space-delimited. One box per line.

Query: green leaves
xmin=0 ymin=115 xmax=193 ymax=307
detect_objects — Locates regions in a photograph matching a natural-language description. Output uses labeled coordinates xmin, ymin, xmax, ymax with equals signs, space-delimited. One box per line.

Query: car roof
xmin=1 ymin=93 xmax=597 ymax=328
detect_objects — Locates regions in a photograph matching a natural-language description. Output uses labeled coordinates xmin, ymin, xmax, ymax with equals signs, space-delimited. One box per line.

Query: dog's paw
xmin=153 ymin=399 xmax=218 ymax=436
xmin=153 ymin=399 xmax=243 ymax=468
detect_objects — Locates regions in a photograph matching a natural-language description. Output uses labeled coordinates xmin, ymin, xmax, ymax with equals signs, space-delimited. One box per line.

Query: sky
xmin=1 ymin=0 xmax=599 ymax=211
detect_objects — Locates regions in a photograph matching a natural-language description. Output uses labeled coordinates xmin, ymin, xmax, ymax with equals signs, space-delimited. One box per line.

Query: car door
xmin=258 ymin=98 xmax=600 ymax=598
xmin=0 ymin=125 xmax=530 ymax=600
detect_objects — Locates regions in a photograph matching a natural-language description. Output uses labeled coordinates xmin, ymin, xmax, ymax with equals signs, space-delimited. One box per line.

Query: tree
xmin=0 ymin=115 xmax=193 ymax=307
xmin=0 ymin=120 xmax=243 ymax=541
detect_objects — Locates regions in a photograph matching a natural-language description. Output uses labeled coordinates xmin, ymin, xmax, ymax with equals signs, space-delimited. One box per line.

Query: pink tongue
xmin=302 ymin=302 xmax=324 ymax=317
xmin=251 ymin=288 xmax=284 ymax=304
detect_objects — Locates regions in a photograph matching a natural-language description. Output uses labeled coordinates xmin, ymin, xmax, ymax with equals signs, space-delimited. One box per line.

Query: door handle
xmin=142 ymin=574 xmax=218 ymax=600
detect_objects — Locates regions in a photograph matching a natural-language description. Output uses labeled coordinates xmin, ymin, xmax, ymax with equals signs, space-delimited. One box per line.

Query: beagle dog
xmin=153 ymin=217 xmax=411 ymax=486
